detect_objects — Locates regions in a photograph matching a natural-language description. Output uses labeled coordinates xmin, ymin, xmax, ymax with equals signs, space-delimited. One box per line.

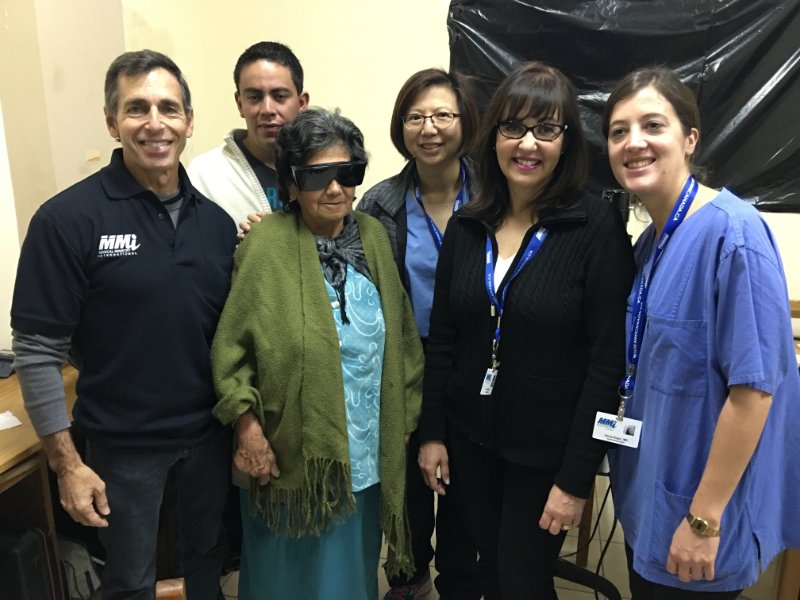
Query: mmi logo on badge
xmin=596 ymin=417 xmax=617 ymax=429
xmin=98 ymin=234 xmax=141 ymax=258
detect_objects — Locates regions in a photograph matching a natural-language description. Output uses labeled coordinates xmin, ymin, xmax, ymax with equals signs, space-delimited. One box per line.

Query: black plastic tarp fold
xmin=448 ymin=0 xmax=800 ymax=211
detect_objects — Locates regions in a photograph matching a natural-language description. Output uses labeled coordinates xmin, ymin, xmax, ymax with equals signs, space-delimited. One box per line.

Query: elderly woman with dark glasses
xmin=416 ymin=62 xmax=634 ymax=598
xmin=211 ymin=108 xmax=424 ymax=600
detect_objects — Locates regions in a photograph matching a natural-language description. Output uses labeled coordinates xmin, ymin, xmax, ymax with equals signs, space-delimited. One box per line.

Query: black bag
xmin=0 ymin=526 xmax=65 ymax=600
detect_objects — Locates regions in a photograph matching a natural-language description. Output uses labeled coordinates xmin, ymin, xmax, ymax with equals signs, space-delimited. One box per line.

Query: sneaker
xmin=383 ymin=572 xmax=433 ymax=600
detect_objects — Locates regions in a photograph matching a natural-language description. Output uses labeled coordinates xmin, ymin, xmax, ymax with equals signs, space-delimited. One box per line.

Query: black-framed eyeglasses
xmin=496 ymin=120 xmax=568 ymax=141
xmin=291 ymin=161 xmax=366 ymax=192
xmin=402 ymin=112 xmax=461 ymax=130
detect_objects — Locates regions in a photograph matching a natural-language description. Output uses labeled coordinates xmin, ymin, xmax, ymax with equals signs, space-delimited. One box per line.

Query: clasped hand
xmin=235 ymin=411 xmax=280 ymax=485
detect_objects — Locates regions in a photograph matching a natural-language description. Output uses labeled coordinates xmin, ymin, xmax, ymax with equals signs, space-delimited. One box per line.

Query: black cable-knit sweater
xmin=417 ymin=193 xmax=635 ymax=498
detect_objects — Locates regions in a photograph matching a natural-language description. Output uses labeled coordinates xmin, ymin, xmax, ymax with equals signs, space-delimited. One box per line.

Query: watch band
xmin=685 ymin=512 xmax=721 ymax=537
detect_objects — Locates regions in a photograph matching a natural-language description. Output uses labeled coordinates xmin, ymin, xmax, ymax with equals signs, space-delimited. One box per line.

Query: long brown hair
xmin=464 ymin=61 xmax=588 ymax=227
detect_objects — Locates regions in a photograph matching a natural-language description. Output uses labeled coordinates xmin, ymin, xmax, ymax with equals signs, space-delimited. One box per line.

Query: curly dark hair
xmin=275 ymin=108 xmax=368 ymax=203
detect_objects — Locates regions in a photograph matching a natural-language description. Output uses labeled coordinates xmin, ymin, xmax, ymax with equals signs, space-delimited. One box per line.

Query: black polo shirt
xmin=12 ymin=149 xmax=237 ymax=449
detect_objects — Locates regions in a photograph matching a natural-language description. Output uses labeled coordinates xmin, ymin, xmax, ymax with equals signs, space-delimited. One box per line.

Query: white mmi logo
xmin=98 ymin=234 xmax=141 ymax=258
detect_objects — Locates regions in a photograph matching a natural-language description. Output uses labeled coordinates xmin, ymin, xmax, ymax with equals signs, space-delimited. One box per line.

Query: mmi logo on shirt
xmin=98 ymin=234 xmax=141 ymax=258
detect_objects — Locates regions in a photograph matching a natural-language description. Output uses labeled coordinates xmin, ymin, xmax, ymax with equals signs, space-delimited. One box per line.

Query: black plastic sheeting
xmin=448 ymin=0 xmax=800 ymax=212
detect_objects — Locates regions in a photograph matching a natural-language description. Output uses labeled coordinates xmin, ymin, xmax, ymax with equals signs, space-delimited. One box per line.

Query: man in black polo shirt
xmin=11 ymin=50 xmax=236 ymax=600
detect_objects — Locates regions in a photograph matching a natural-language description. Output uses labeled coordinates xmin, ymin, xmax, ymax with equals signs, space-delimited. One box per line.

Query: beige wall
xmin=0 ymin=100 xmax=20 ymax=350
xmin=762 ymin=212 xmax=800 ymax=299
xmin=0 ymin=0 xmax=123 ymax=242
xmin=120 ymin=0 xmax=452 ymax=194
xmin=35 ymin=0 xmax=125 ymax=192
xmin=0 ymin=0 xmax=123 ymax=348
xmin=0 ymin=0 xmax=58 ymax=244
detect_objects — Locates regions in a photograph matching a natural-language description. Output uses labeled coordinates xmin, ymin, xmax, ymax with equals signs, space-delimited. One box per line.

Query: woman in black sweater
xmin=417 ymin=61 xmax=634 ymax=599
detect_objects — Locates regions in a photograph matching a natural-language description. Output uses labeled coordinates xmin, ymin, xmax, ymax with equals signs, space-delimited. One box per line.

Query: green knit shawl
xmin=211 ymin=210 xmax=423 ymax=577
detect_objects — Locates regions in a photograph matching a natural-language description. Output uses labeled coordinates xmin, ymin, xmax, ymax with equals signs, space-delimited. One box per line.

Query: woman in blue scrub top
xmin=358 ymin=68 xmax=482 ymax=600
xmin=604 ymin=67 xmax=800 ymax=598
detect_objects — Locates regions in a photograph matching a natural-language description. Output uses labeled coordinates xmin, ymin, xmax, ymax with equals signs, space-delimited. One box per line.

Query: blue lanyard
xmin=412 ymin=161 xmax=468 ymax=250
xmin=484 ymin=226 xmax=549 ymax=367
xmin=617 ymin=175 xmax=698 ymax=418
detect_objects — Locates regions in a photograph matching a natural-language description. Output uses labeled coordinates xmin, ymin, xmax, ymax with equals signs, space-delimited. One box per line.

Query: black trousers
xmin=448 ymin=427 xmax=567 ymax=600
xmin=387 ymin=431 xmax=481 ymax=599
xmin=625 ymin=544 xmax=743 ymax=599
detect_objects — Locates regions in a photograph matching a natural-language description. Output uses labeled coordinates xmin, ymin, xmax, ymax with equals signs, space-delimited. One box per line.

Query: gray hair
xmin=104 ymin=50 xmax=192 ymax=115
xmin=275 ymin=108 xmax=368 ymax=202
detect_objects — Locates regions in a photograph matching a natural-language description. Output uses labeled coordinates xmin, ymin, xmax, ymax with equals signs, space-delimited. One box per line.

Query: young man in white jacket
xmin=188 ymin=41 xmax=309 ymax=224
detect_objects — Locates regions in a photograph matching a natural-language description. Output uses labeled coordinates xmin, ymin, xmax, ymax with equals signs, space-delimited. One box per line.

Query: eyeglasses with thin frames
xmin=496 ymin=120 xmax=567 ymax=142
xmin=402 ymin=112 xmax=461 ymax=130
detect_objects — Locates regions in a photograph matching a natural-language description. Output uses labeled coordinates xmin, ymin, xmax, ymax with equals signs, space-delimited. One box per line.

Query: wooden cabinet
xmin=0 ymin=366 xmax=77 ymax=593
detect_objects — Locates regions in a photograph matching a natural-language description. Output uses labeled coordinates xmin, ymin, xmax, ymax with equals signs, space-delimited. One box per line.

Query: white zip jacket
xmin=187 ymin=129 xmax=273 ymax=224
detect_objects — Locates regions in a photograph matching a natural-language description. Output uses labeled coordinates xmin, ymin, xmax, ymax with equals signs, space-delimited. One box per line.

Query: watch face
xmin=690 ymin=519 xmax=707 ymax=533
xmin=687 ymin=513 xmax=719 ymax=537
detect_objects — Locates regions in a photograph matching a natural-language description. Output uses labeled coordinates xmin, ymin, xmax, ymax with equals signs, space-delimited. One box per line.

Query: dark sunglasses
xmin=290 ymin=161 xmax=366 ymax=192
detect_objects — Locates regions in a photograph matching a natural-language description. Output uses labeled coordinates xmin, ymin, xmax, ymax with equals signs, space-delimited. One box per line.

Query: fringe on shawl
xmin=248 ymin=457 xmax=357 ymax=537
xmin=246 ymin=456 xmax=414 ymax=578
xmin=381 ymin=491 xmax=414 ymax=579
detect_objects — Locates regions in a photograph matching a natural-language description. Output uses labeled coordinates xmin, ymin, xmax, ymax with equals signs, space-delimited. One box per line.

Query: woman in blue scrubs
xmin=604 ymin=66 xmax=800 ymax=598
xmin=358 ymin=68 xmax=482 ymax=600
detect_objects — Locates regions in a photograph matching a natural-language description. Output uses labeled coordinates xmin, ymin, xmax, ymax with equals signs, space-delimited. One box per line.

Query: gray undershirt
xmin=158 ymin=192 xmax=184 ymax=227
xmin=12 ymin=330 xmax=72 ymax=437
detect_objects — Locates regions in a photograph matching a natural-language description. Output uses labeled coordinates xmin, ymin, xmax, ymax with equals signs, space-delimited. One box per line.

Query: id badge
xmin=479 ymin=368 xmax=498 ymax=395
xmin=591 ymin=411 xmax=642 ymax=448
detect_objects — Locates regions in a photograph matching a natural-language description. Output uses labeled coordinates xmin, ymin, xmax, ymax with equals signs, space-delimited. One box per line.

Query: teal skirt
xmin=238 ymin=484 xmax=382 ymax=600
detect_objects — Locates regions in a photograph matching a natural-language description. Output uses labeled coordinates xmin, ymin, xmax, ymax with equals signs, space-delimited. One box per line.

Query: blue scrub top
xmin=609 ymin=189 xmax=800 ymax=592
xmin=404 ymin=188 xmax=439 ymax=338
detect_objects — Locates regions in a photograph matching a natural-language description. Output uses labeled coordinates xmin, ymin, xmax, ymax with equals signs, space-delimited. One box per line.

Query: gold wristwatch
xmin=685 ymin=512 xmax=721 ymax=537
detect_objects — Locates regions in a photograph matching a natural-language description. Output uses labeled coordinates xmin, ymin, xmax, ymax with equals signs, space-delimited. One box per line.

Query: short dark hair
xmin=104 ymin=50 xmax=191 ymax=115
xmin=602 ymin=66 xmax=706 ymax=181
xmin=389 ymin=68 xmax=480 ymax=161
xmin=233 ymin=41 xmax=304 ymax=94
xmin=275 ymin=108 xmax=368 ymax=203
xmin=465 ymin=61 xmax=588 ymax=226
